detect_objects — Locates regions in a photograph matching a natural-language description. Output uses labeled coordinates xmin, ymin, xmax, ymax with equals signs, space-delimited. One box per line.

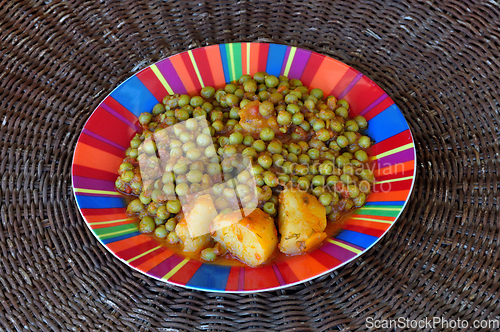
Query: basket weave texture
xmin=1 ymin=0 xmax=499 ymax=331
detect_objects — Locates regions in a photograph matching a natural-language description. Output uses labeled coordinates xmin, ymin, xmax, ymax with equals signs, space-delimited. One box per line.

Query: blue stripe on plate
xmin=110 ymin=76 xmax=159 ymax=117
xmin=187 ymin=264 xmax=231 ymax=291
xmin=364 ymin=104 xmax=408 ymax=143
xmin=266 ymin=44 xmax=288 ymax=77
xmin=219 ymin=44 xmax=231 ymax=84
xmin=335 ymin=230 xmax=378 ymax=249
xmin=365 ymin=201 xmax=405 ymax=206
xmin=102 ymin=231 xmax=141 ymax=244
xmin=75 ymin=195 xmax=126 ymax=209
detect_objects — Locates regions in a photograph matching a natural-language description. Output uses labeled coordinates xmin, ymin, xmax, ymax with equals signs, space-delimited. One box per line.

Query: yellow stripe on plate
xmin=374 ymin=175 xmax=414 ymax=185
xmin=360 ymin=207 xmax=401 ymax=211
xmin=100 ymin=228 xmax=135 ymax=239
xmin=162 ymin=258 xmax=190 ymax=280
xmin=89 ymin=218 xmax=134 ymax=226
xmin=188 ymin=50 xmax=204 ymax=87
xmin=74 ymin=188 xmax=122 ymax=196
xmin=229 ymin=43 xmax=236 ymax=81
xmin=127 ymin=245 xmax=162 ymax=263
xmin=327 ymin=239 xmax=362 ymax=254
xmin=151 ymin=64 xmax=174 ymax=95
xmin=283 ymin=47 xmax=297 ymax=77
xmin=351 ymin=217 xmax=394 ymax=224
xmin=371 ymin=143 xmax=414 ymax=161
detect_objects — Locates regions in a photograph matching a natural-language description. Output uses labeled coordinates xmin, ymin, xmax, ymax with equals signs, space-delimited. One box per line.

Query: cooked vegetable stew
xmin=115 ymin=73 xmax=374 ymax=267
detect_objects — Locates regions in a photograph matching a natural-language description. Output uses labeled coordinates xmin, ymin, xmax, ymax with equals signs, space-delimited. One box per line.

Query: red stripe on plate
xmin=369 ymin=130 xmax=413 ymax=156
xmin=300 ymin=52 xmax=325 ymax=87
xmin=257 ymin=44 xmax=269 ymax=73
xmin=72 ymin=165 xmax=118 ymax=182
xmin=342 ymin=224 xmax=386 ymax=237
xmin=192 ymin=48 xmax=214 ymax=88
xmin=342 ymin=76 xmax=386 ymax=116
xmin=180 ymin=52 xmax=202 ymax=92
xmin=78 ymin=133 xmax=124 ymax=157
xmin=136 ymin=67 xmax=167 ymax=102
xmin=373 ymin=179 xmax=413 ymax=193
xmin=115 ymin=239 xmax=159 ymax=261
xmin=225 ymin=267 xmax=240 ymax=291
xmin=330 ymin=67 xmax=359 ymax=98
xmin=244 ymin=265 xmax=280 ymax=291
xmin=103 ymin=96 xmax=139 ymax=126
xmin=363 ymin=96 xmax=395 ymax=121
xmin=84 ymin=107 xmax=137 ymax=149
xmin=169 ymin=260 xmax=203 ymax=285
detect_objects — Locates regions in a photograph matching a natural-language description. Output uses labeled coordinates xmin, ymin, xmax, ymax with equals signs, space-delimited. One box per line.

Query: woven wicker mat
xmin=1 ymin=0 xmax=499 ymax=331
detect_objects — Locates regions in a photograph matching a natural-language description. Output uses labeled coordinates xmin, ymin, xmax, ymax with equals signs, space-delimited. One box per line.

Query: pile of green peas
xmin=115 ymin=71 xmax=375 ymax=258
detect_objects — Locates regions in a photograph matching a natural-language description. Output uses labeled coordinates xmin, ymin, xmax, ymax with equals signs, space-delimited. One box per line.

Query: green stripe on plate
xmin=355 ymin=206 xmax=402 ymax=217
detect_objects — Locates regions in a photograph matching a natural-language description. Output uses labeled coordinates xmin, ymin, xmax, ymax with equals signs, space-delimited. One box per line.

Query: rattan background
xmin=1 ymin=0 xmax=499 ymax=331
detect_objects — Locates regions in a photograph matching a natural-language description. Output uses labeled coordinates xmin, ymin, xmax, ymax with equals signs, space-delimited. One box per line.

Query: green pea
xmin=304 ymin=98 xmax=316 ymax=111
xmin=277 ymin=110 xmax=292 ymax=125
xmin=287 ymin=153 xmax=298 ymax=163
xmin=225 ymin=83 xmax=237 ymax=93
xmin=355 ymin=150 xmax=368 ymax=162
xmin=175 ymin=183 xmax=189 ymax=197
xmin=342 ymin=152 xmax=353 ymax=160
xmin=298 ymin=154 xmax=311 ymax=164
xmin=239 ymin=74 xmax=252 ymax=84
xmin=278 ymin=173 xmax=290 ymax=184
xmin=139 ymin=216 xmax=155 ymax=234
xmin=259 ymin=101 xmax=275 ymax=117
xmin=121 ymin=170 xmax=134 ymax=183
xmin=165 ymin=218 xmax=177 ymax=232
xmin=226 ymin=94 xmax=239 ymax=107
xmin=269 ymin=92 xmax=284 ymax=104
xmin=297 ymin=177 xmax=310 ymax=190
xmin=358 ymin=136 xmax=371 ymax=149
xmin=310 ymin=88 xmax=324 ymax=100
xmin=153 ymin=225 xmax=167 ymax=239
xmin=166 ymin=200 xmax=182 ymax=214
xmin=157 ymin=205 xmax=170 ymax=220
xmin=281 ymin=161 xmax=293 ymax=174
xmin=265 ymin=75 xmax=279 ymax=88
xmin=347 ymin=185 xmax=360 ymax=198
xmin=255 ymin=175 xmax=265 ymax=186
xmin=226 ymin=132 xmax=242 ymax=145
xmin=143 ymin=140 xmax=157 ymax=155
xmin=344 ymin=132 xmax=357 ymax=144
xmin=243 ymin=80 xmax=258 ymax=93
xmin=319 ymin=193 xmax=332 ymax=206
xmin=299 ymin=121 xmax=311 ymax=132
xmin=200 ymin=248 xmax=217 ymax=261
xmin=345 ymin=120 xmax=359 ymax=132
xmin=250 ymin=139 xmax=264 ymax=152
xmin=312 ymin=119 xmax=325 ymax=132
xmin=285 ymin=93 xmax=298 ymax=104
xmin=359 ymin=180 xmax=371 ymax=193
xmin=251 ymin=165 xmax=264 ymax=176
xmin=175 ymin=94 xmax=188 ymax=107
xmin=167 ymin=231 xmax=179 ymax=244
xmin=258 ymin=154 xmax=273 ymax=169
xmin=152 ymin=103 xmax=165 ymax=115
xmin=308 ymin=148 xmax=320 ymax=160
xmin=272 ymin=154 xmax=285 ymax=167
xmin=337 ymin=99 xmax=349 ymax=109
xmin=263 ymin=202 xmax=277 ymax=216
xmin=360 ymin=169 xmax=375 ymax=182
xmin=309 ymin=164 xmax=319 ymax=175
xmin=260 ymin=127 xmax=275 ymax=141
xmin=337 ymin=135 xmax=349 ymax=148
xmin=294 ymin=164 xmax=309 ymax=176
xmin=290 ymin=79 xmax=303 ymax=87
xmin=188 ymin=96 xmax=202 ymax=108
xmin=312 ymin=186 xmax=325 ymax=197
xmin=186 ymin=149 xmax=201 ymax=161
xmin=127 ymin=199 xmax=144 ymax=213
xmin=340 ymin=174 xmax=353 ymax=184
xmin=243 ymin=135 xmax=255 ymax=146
xmin=267 ymin=141 xmax=282 ymax=154
xmin=353 ymin=193 xmax=366 ymax=207
xmin=175 ymin=108 xmax=190 ymax=121
xmin=186 ymin=169 xmax=203 ymax=183
xmin=312 ymin=175 xmax=325 ymax=187
xmin=263 ymin=171 xmax=279 ymax=187
xmin=318 ymin=163 xmax=332 ymax=175
xmin=211 ymin=120 xmax=224 ymax=132
xmin=316 ymin=128 xmax=330 ymax=141
xmin=326 ymin=175 xmax=339 ymax=187
xmin=335 ymin=106 xmax=348 ymax=118
xmin=138 ymin=112 xmax=152 ymax=125
xmin=292 ymin=112 xmax=304 ymax=125
xmin=162 ymin=183 xmax=175 ymax=196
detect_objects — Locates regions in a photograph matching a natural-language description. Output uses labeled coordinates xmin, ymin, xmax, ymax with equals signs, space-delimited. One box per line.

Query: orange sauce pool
xmin=141 ymin=210 xmax=353 ymax=267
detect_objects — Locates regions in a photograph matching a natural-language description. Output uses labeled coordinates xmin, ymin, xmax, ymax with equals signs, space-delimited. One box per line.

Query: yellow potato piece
xmin=175 ymin=217 xmax=211 ymax=253
xmin=278 ymin=189 xmax=327 ymax=255
xmin=184 ymin=194 xmax=218 ymax=238
xmin=211 ymin=208 xmax=278 ymax=267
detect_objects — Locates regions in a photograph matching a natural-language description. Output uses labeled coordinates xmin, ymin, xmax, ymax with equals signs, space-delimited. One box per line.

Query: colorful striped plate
xmin=72 ymin=43 xmax=416 ymax=293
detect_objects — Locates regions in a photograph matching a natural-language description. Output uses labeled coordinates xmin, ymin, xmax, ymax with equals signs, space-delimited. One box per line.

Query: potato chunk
xmin=211 ymin=208 xmax=278 ymax=267
xmin=184 ymin=194 xmax=218 ymax=237
xmin=278 ymin=189 xmax=327 ymax=255
xmin=175 ymin=217 xmax=211 ymax=253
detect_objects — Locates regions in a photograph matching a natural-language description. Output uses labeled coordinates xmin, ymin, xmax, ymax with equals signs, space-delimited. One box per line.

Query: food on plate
xmin=211 ymin=208 xmax=278 ymax=267
xmin=278 ymin=189 xmax=327 ymax=255
xmin=115 ymin=72 xmax=374 ymax=267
